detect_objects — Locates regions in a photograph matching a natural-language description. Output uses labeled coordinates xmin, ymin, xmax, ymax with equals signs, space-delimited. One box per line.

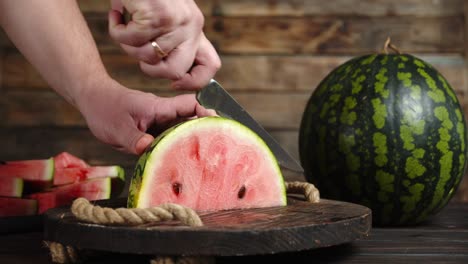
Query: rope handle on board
xmin=47 ymin=181 xmax=320 ymax=263
xmin=70 ymin=181 xmax=319 ymax=226
xmin=71 ymin=198 xmax=203 ymax=227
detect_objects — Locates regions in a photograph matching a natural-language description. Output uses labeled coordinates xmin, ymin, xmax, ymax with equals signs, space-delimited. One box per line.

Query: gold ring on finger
xmin=151 ymin=41 xmax=168 ymax=59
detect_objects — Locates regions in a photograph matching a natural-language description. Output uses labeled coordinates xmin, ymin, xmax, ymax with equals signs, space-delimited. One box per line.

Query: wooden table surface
xmin=0 ymin=202 xmax=467 ymax=264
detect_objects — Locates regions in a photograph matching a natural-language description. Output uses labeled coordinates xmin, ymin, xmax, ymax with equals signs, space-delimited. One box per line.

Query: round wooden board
xmin=43 ymin=197 xmax=371 ymax=257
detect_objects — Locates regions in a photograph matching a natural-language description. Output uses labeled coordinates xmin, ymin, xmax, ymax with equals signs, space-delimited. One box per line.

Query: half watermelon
xmin=128 ymin=117 xmax=286 ymax=211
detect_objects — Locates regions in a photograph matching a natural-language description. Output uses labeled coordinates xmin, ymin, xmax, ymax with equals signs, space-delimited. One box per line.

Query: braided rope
xmin=44 ymin=241 xmax=79 ymax=263
xmin=285 ymin=181 xmax=320 ymax=203
xmin=71 ymin=198 xmax=203 ymax=227
xmin=70 ymin=182 xmax=319 ymax=227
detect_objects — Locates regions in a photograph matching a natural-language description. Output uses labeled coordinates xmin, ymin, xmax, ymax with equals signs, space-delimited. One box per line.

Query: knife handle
xmin=196 ymin=79 xmax=216 ymax=108
xmin=122 ymin=8 xmax=131 ymax=24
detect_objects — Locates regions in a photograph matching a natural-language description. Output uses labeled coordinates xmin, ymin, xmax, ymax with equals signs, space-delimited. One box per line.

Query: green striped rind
xmin=127 ymin=117 xmax=286 ymax=208
xmin=299 ymin=54 xmax=467 ymax=226
xmin=103 ymin=177 xmax=112 ymax=199
xmin=127 ymin=122 xmax=180 ymax=208
xmin=14 ymin=178 xmax=24 ymax=197
xmin=44 ymin=158 xmax=55 ymax=181
xmin=2 ymin=177 xmax=24 ymax=197
xmin=110 ymin=166 xmax=126 ymax=198
xmin=111 ymin=166 xmax=125 ymax=182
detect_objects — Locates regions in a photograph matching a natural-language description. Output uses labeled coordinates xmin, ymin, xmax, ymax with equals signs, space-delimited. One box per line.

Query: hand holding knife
xmin=116 ymin=5 xmax=220 ymax=90
xmin=121 ymin=7 xmax=303 ymax=172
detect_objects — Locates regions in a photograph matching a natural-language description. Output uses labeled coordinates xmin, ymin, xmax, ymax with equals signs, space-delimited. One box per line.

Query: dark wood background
xmin=0 ymin=0 xmax=467 ymax=202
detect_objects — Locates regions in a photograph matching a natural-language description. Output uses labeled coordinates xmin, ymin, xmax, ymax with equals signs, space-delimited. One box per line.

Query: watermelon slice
xmin=128 ymin=117 xmax=286 ymax=211
xmin=53 ymin=177 xmax=112 ymax=204
xmin=0 ymin=158 xmax=54 ymax=182
xmin=0 ymin=197 xmax=37 ymax=217
xmin=54 ymin=152 xmax=89 ymax=170
xmin=0 ymin=151 xmax=123 ymax=217
xmin=53 ymin=166 xmax=124 ymax=186
xmin=0 ymin=177 xmax=23 ymax=197
xmin=27 ymin=177 xmax=113 ymax=214
xmin=26 ymin=192 xmax=57 ymax=214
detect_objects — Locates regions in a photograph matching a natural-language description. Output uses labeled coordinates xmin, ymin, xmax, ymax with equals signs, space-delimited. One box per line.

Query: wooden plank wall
xmin=1 ymin=0 xmax=468 ymax=201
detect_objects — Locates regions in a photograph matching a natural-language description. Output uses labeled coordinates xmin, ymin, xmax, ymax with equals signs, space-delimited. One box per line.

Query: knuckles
xmin=212 ymin=57 xmax=222 ymax=72
xmin=190 ymin=8 xmax=205 ymax=31
xmin=167 ymin=69 xmax=186 ymax=81
xmin=139 ymin=65 xmax=185 ymax=81
xmin=149 ymin=2 xmax=205 ymax=31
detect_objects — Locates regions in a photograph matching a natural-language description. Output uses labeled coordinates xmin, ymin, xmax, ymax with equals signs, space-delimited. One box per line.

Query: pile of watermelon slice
xmin=0 ymin=152 xmax=124 ymax=217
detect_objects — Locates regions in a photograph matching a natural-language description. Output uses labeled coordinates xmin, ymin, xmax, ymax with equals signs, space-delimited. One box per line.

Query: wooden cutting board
xmin=43 ymin=197 xmax=371 ymax=256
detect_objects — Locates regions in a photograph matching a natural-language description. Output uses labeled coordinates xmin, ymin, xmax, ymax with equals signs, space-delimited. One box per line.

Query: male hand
xmin=77 ymin=79 xmax=215 ymax=155
xmin=108 ymin=0 xmax=221 ymax=90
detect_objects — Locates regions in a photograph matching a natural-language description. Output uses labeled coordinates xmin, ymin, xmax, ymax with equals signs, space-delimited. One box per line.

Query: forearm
xmin=0 ymin=0 xmax=110 ymax=106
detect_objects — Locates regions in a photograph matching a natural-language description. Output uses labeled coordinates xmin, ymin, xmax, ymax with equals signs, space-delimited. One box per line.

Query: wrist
xmin=45 ymin=56 xmax=112 ymax=110
xmin=73 ymin=73 xmax=119 ymax=114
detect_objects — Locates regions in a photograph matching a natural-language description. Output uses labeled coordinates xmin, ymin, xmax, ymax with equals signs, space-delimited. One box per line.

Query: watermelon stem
xmin=383 ymin=37 xmax=401 ymax=55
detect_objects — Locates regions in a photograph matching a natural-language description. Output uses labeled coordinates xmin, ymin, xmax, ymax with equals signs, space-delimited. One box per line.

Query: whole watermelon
xmin=299 ymin=52 xmax=467 ymax=226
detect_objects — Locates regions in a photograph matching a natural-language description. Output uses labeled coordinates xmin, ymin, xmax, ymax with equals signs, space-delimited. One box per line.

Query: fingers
xmin=108 ymin=0 xmax=203 ymax=54
xmin=196 ymin=104 xmax=218 ymax=117
xmin=135 ymin=134 xmax=154 ymax=155
xmin=171 ymin=34 xmax=221 ymax=90
xmin=113 ymin=120 xmax=149 ymax=154
xmin=139 ymin=37 xmax=199 ymax=80
xmin=155 ymin=93 xmax=215 ymax=119
xmin=170 ymin=94 xmax=218 ymax=118
xmin=142 ymin=93 xmax=215 ymax=138
xmin=119 ymin=27 xmax=187 ymax=65
xmin=108 ymin=9 xmax=163 ymax=47
xmin=92 ymin=92 xmax=215 ymax=155
xmin=110 ymin=0 xmax=123 ymax=12
xmin=112 ymin=119 xmax=156 ymax=155
xmin=108 ymin=1 xmax=220 ymax=90
xmin=115 ymin=133 xmax=154 ymax=155
xmin=139 ymin=34 xmax=220 ymax=91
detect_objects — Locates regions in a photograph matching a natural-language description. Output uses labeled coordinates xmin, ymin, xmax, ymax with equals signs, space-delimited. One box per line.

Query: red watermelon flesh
xmin=0 ymin=152 xmax=122 ymax=217
xmin=0 ymin=197 xmax=37 ymax=217
xmin=130 ymin=117 xmax=286 ymax=211
xmin=0 ymin=158 xmax=54 ymax=182
xmin=52 ymin=177 xmax=111 ymax=204
xmin=27 ymin=177 xmax=112 ymax=214
xmin=53 ymin=166 xmax=124 ymax=186
xmin=54 ymin=152 xmax=89 ymax=170
xmin=0 ymin=177 xmax=23 ymax=197
xmin=26 ymin=192 xmax=57 ymax=214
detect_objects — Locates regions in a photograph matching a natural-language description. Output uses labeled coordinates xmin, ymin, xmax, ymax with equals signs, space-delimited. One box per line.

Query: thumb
xmin=116 ymin=123 xmax=154 ymax=155
xmin=135 ymin=134 xmax=154 ymax=155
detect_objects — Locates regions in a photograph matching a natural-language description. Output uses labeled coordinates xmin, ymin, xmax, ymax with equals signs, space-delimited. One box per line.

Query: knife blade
xmin=196 ymin=79 xmax=304 ymax=173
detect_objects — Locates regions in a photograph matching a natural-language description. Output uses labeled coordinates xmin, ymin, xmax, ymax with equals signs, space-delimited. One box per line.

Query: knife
xmin=196 ymin=79 xmax=304 ymax=173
